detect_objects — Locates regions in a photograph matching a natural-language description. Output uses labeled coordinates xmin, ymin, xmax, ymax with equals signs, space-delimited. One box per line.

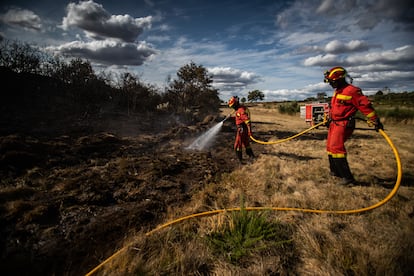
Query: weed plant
xmin=206 ymin=201 xmax=293 ymax=264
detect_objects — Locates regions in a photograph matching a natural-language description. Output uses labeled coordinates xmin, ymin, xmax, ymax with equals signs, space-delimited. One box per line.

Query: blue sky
xmin=1 ymin=0 xmax=413 ymax=101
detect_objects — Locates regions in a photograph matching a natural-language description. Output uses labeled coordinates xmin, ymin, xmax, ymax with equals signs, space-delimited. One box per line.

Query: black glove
xmin=324 ymin=118 xmax=332 ymax=128
xmin=373 ymin=118 xmax=384 ymax=132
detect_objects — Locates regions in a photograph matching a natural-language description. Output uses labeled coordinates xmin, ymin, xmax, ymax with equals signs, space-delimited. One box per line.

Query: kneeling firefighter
xmin=324 ymin=66 xmax=383 ymax=185
xmin=228 ymin=96 xmax=255 ymax=163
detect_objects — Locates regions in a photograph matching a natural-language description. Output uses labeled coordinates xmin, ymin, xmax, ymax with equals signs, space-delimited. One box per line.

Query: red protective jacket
xmin=327 ymin=84 xmax=378 ymax=157
xmin=234 ymin=105 xmax=251 ymax=126
xmin=329 ymin=84 xmax=378 ymax=121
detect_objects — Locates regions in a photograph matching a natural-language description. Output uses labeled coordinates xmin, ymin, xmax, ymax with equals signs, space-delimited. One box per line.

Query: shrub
xmin=278 ymin=101 xmax=300 ymax=115
xmin=376 ymin=106 xmax=414 ymax=122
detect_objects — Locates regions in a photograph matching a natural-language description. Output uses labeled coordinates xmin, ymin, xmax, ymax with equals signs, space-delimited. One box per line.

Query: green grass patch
xmin=206 ymin=201 xmax=294 ymax=264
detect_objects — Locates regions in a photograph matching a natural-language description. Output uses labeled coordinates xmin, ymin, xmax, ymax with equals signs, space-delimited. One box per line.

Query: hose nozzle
xmin=222 ymin=112 xmax=233 ymax=122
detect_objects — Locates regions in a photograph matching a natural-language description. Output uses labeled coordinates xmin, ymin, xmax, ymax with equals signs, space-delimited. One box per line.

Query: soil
xmin=0 ymin=105 xmax=244 ymax=275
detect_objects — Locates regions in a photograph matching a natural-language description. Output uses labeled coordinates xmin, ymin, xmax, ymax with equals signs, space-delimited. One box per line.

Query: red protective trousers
xmin=326 ymin=120 xmax=354 ymax=157
xmin=234 ymin=124 xmax=250 ymax=151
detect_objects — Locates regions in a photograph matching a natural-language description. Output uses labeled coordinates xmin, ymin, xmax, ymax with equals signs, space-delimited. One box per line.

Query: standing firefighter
xmin=324 ymin=66 xmax=383 ymax=185
xmin=228 ymin=96 xmax=255 ymax=163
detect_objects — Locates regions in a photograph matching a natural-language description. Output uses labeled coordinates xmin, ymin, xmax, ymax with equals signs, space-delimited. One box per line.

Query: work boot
xmin=246 ymin=148 xmax=255 ymax=159
xmin=333 ymin=157 xmax=355 ymax=186
xmin=236 ymin=150 xmax=243 ymax=163
xmin=339 ymin=178 xmax=355 ymax=186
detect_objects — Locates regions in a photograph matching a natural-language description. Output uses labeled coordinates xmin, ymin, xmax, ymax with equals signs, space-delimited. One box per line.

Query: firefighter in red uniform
xmin=324 ymin=66 xmax=383 ymax=185
xmin=228 ymin=96 xmax=255 ymax=163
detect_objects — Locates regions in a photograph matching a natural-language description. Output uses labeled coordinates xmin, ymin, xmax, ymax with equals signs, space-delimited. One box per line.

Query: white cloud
xmin=281 ymin=32 xmax=330 ymax=47
xmin=208 ymin=67 xmax=261 ymax=91
xmin=324 ymin=40 xmax=371 ymax=53
xmin=46 ymin=40 xmax=157 ymax=66
xmin=316 ymin=0 xmax=357 ymax=15
xmin=303 ymin=45 xmax=414 ymax=72
xmin=346 ymin=45 xmax=414 ymax=66
xmin=303 ymin=54 xmax=341 ymax=66
xmin=61 ymin=0 xmax=153 ymax=42
xmin=317 ymin=0 xmax=414 ymax=30
xmin=358 ymin=70 xmax=412 ymax=82
xmin=262 ymin=88 xmax=310 ymax=102
xmin=296 ymin=40 xmax=374 ymax=55
xmin=0 ymin=8 xmax=42 ymax=31
xmin=354 ymin=70 xmax=414 ymax=93
xmin=147 ymin=35 xmax=170 ymax=43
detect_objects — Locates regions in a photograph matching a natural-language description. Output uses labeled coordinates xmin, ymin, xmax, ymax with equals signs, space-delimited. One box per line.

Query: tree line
xmin=0 ymin=39 xmax=221 ymax=124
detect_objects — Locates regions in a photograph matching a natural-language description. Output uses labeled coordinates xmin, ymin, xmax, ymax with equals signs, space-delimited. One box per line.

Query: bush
xmin=278 ymin=101 xmax=300 ymax=115
xmin=376 ymin=106 xmax=414 ymax=122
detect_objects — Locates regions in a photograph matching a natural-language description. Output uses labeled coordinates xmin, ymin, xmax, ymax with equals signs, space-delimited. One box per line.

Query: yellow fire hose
xmin=250 ymin=121 xmax=326 ymax=145
xmin=85 ymin=125 xmax=401 ymax=276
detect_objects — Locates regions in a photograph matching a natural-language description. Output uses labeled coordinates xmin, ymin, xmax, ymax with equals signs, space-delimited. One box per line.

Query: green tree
xmin=52 ymin=58 xmax=96 ymax=85
xmin=247 ymin=89 xmax=265 ymax=102
xmin=317 ymin=92 xmax=327 ymax=101
xmin=0 ymin=39 xmax=44 ymax=74
xmin=50 ymin=58 xmax=114 ymax=113
xmin=119 ymin=72 xmax=161 ymax=114
xmin=165 ymin=62 xmax=220 ymax=122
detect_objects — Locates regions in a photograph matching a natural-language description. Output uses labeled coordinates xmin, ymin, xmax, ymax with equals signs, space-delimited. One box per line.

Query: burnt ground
xmin=0 ymin=110 xmax=245 ymax=275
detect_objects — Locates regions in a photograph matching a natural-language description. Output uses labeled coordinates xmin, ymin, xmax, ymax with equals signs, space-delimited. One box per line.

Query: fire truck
xmin=300 ymin=102 xmax=329 ymax=126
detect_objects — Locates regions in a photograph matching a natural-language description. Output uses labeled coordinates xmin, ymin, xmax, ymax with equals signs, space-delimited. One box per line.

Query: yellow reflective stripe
xmin=331 ymin=153 xmax=346 ymax=158
xmin=367 ymin=111 xmax=376 ymax=118
xmin=336 ymin=94 xmax=352 ymax=100
xmin=245 ymin=107 xmax=251 ymax=124
xmin=327 ymin=152 xmax=347 ymax=158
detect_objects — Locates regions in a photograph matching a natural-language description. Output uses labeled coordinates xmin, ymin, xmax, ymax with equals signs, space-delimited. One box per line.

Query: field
xmin=1 ymin=104 xmax=413 ymax=275
xmin=95 ymin=104 xmax=414 ymax=275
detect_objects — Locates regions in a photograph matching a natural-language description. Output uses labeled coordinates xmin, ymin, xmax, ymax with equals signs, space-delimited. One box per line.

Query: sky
xmin=0 ymin=0 xmax=413 ymax=101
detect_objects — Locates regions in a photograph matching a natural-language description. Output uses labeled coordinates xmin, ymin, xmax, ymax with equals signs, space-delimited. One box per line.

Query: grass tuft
xmin=206 ymin=197 xmax=293 ymax=264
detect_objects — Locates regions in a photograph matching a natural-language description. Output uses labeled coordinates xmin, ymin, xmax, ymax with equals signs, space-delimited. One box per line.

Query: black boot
xmin=246 ymin=148 xmax=255 ymax=159
xmin=333 ymin=157 xmax=355 ymax=185
xmin=328 ymin=155 xmax=340 ymax=177
xmin=236 ymin=150 xmax=243 ymax=163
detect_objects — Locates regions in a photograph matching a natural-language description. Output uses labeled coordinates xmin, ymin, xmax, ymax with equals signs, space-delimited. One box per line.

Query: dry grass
xmin=100 ymin=104 xmax=414 ymax=275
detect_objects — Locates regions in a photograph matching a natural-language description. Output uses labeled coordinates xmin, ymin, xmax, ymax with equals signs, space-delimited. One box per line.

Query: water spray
xmin=186 ymin=114 xmax=232 ymax=151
